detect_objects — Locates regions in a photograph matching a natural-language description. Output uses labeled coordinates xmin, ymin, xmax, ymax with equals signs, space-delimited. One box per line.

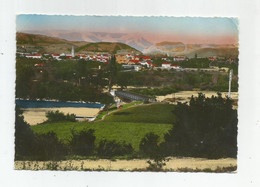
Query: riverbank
xmin=15 ymin=157 xmax=237 ymax=172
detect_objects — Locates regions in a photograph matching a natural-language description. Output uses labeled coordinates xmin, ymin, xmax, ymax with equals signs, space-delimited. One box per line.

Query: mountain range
xmin=17 ymin=31 xmax=238 ymax=57
xmin=21 ymin=30 xmax=153 ymax=52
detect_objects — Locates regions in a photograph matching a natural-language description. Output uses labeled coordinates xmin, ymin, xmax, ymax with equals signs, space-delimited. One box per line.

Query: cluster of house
xmin=161 ymin=56 xmax=187 ymax=62
xmin=22 ymin=53 xmax=111 ymax=63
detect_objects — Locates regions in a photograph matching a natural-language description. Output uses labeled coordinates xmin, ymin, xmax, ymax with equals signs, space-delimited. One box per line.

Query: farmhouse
xmin=173 ymin=57 xmax=186 ymax=62
xmin=162 ymin=63 xmax=171 ymax=68
xmin=26 ymin=54 xmax=42 ymax=59
xmin=171 ymin=65 xmax=181 ymax=69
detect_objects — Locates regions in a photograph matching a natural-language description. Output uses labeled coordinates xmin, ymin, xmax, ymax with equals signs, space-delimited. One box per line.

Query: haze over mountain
xmin=22 ymin=30 xmax=153 ymax=52
xmin=19 ymin=30 xmax=238 ymax=58
xmin=16 ymin=32 xmax=141 ymax=54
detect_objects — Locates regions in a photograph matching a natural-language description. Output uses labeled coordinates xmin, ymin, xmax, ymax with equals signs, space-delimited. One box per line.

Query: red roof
xmin=34 ymin=63 xmax=44 ymax=66
xmin=142 ymin=56 xmax=151 ymax=59
xmin=130 ymin=60 xmax=141 ymax=63
xmin=171 ymin=65 xmax=179 ymax=67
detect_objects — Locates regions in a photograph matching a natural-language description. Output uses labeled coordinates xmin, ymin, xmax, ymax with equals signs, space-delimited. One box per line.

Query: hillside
xmin=16 ymin=32 xmax=141 ymax=54
xmin=75 ymin=42 xmax=141 ymax=54
xmin=144 ymin=42 xmax=238 ymax=58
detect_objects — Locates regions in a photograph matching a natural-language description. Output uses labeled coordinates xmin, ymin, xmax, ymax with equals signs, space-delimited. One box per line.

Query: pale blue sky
xmin=17 ymin=15 xmax=238 ymax=44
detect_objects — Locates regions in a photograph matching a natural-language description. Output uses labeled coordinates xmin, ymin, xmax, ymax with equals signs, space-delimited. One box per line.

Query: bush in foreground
xmin=161 ymin=93 xmax=237 ymax=158
xmin=69 ymin=129 xmax=96 ymax=156
xmin=97 ymin=140 xmax=134 ymax=158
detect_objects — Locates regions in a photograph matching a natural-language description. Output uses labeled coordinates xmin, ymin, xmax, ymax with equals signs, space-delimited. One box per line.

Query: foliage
xmin=15 ymin=106 xmax=37 ymax=160
xmin=106 ymin=55 xmax=118 ymax=91
xmin=139 ymin=132 xmax=160 ymax=157
xmin=139 ymin=132 xmax=169 ymax=171
xmin=161 ymin=93 xmax=237 ymax=158
xmin=15 ymin=106 xmax=68 ymax=161
xmin=69 ymin=129 xmax=96 ymax=156
xmin=31 ymin=121 xmax=172 ymax=152
xmin=34 ymin=132 xmax=68 ymax=160
xmin=46 ymin=110 xmax=76 ymax=123
xmin=97 ymin=140 xmax=134 ymax=158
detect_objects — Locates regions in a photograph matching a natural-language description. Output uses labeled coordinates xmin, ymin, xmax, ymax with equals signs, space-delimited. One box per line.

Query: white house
xmin=170 ymin=65 xmax=181 ymax=69
xmin=51 ymin=54 xmax=60 ymax=60
xmin=173 ymin=57 xmax=186 ymax=62
xmin=26 ymin=54 xmax=42 ymax=59
xmin=140 ymin=61 xmax=150 ymax=67
xmin=162 ymin=63 xmax=171 ymax=68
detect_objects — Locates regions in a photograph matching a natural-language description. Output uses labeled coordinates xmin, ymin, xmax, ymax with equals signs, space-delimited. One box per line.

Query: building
xmin=209 ymin=57 xmax=217 ymax=61
xmin=71 ymin=46 xmax=75 ymax=57
xmin=170 ymin=65 xmax=181 ymax=69
xmin=173 ymin=57 xmax=186 ymax=62
xmin=26 ymin=54 xmax=42 ymax=59
xmin=162 ymin=63 xmax=171 ymax=68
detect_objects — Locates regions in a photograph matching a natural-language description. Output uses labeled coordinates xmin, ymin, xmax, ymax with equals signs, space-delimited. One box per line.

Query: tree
xmin=162 ymin=93 xmax=237 ymax=158
xmin=69 ymin=129 xmax=96 ymax=156
xmin=139 ymin=133 xmax=168 ymax=171
xmin=107 ymin=55 xmax=118 ymax=91
xmin=15 ymin=106 xmax=37 ymax=160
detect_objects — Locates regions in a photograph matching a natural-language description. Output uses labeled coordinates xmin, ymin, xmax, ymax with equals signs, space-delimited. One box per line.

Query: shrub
xmin=34 ymin=132 xmax=68 ymax=161
xmin=139 ymin=132 xmax=160 ymax=157
xmin=69 ymin=129 xmax=96 ymax=156
xmin=161 ymin=93 xmax=237 ymax=158
xmin=97 ymin=140 xmax=134 ymax=158
xmin=139 ymin=132 xmax=169 ymax=171
xmin=46 ymin=110 xmax=76 ymax=123
xmin=15 ymin=106 xmax=38 ymax=160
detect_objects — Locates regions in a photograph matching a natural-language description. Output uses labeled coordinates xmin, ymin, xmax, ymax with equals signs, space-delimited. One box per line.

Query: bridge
xmin=114 ymin=90 xmax=155 ymax=102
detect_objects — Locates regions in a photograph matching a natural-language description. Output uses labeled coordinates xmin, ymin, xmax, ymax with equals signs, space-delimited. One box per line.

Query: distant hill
xmin=75 ymin=42 xmax=141 ymax=54
xmin=17 ymin=32 xmax=69 ymax=45
xmin=144 ymin=41 xmax=238 ymax=58
xmin=16 ymin=33 xmax=141 ymax=54
xmin=20 ymin=30 xmax=153 ymax=52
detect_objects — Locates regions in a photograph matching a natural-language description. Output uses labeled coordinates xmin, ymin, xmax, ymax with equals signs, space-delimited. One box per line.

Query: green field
xmin=103 ymin=103 xmax=176 ymax=124
xmin=31 ymin=103 xmax=175 ymax=151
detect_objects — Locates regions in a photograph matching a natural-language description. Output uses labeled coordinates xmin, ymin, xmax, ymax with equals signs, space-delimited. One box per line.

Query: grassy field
xmin=95 ymin=101 xmax=143 ymax=121
xmin=31 ymin=122 xmax=172 ymax=151
xmin=103 ymin=103 xmax=176 ymax=124
xmin=31 ymin=103 xmax=175 ymax=151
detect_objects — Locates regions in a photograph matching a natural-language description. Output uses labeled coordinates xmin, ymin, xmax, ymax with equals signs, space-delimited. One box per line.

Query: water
xmin=16 ymin=99 xmax=104 ymax=109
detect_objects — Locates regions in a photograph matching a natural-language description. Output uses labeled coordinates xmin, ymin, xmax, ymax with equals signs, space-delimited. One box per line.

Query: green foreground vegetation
xmin=16 ymin=94 xmax=237 ymax=169
xmin=31 ymin=122 xmax=172 ymax=152
xmin=31 ymin=104 xmax=175 ymax=151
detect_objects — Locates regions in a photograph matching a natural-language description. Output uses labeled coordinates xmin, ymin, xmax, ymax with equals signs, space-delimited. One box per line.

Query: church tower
xmin=71 ymin=46 xmax=75 ymax=57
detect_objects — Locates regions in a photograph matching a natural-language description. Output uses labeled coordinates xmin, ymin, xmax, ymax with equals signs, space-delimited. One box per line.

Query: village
xmin=17 ymin=46 xmax=236 ymax=73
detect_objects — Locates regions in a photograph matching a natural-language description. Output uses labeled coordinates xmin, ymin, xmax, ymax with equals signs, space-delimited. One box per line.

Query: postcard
xmin=13 ymin=15 xmax=239 ymax=172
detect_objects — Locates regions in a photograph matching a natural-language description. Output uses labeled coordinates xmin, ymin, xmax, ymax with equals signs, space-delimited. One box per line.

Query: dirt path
xmin=15 ymin=157 xmax=236 ymax=172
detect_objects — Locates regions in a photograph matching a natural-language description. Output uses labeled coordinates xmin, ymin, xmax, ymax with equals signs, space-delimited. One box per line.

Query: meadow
xmin=31 ymin=103 xmax=175 ymax=151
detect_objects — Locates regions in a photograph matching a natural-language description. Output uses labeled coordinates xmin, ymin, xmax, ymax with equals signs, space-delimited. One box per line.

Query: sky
xmin=17 ymin=15 xmax=239 ymax=44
